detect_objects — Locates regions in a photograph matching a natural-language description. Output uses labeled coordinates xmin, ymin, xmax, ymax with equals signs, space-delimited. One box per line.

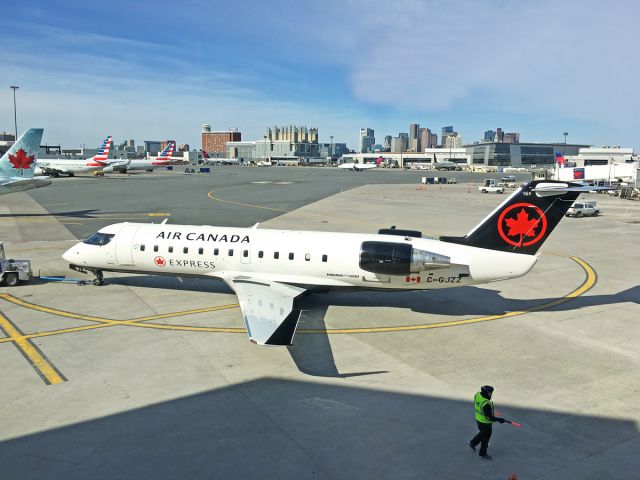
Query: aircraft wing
xmin=225 ymin=276 xmax=306 ymax=346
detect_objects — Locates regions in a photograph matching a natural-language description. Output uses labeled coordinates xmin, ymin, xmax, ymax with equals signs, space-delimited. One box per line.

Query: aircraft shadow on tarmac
xmin=1 ymin=209 xmax=129 ymax=219
xmin=1 ymin=378 xmax=637 ymax=480
xmin=103 ymin=275 xmax=639 ymax=379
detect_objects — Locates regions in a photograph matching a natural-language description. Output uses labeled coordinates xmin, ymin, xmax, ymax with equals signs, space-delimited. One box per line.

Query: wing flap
xmin=226 ymin=277 xmax=306 ymax=346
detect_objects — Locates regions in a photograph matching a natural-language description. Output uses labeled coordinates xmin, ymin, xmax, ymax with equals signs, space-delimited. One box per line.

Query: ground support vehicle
xmin=479 ymin=179 xmax=505 ymax=194
xmin=0 ymin=242 xmax=33 ymax=286
xmin=566 ymin=201 xmax=599 ymax=217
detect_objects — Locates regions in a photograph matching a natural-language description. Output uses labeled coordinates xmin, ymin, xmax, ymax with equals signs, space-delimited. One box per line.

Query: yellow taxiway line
xmin=0 ymin=310 xmax=66 ymax=385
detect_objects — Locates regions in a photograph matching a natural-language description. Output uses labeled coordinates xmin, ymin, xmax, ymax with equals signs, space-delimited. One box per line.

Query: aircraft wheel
xmin=5 ymin=273 xmax=19 ymax=287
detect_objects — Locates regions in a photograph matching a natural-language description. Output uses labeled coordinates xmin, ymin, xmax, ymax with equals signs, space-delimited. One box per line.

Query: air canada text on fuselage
xmin=155 ymin=231 xmax=250 ymax=243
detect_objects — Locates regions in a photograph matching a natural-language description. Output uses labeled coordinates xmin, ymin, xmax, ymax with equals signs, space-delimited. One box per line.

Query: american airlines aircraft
xmin=35 ymin=135 xmax=114 ymax=177
xmin=0 ymin=128 xmax=51 ymax=195
xmin=103 ymin=141 xmax=177 ymax=173
xmin=63 ymin=181 xmax=588 ymax=346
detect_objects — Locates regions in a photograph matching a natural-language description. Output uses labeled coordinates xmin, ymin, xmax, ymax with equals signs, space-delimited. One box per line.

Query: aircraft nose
xmin=62 ymin=245 xmax=79 ymax=264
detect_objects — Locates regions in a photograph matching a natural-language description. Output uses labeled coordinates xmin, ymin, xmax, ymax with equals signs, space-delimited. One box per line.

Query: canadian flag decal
xmin=405 ymin=275 xmax=421 ymax=283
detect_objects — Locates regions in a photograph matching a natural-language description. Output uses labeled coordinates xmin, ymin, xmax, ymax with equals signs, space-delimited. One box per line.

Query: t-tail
xmin=440 ymin=180 xmax=590 ymax=255
xmin=0 ymin=128 xmax=44 ymax=179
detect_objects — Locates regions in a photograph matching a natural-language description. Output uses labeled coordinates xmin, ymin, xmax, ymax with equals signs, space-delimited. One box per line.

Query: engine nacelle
xmin=359 ymin=241 xmax=450 ymax=276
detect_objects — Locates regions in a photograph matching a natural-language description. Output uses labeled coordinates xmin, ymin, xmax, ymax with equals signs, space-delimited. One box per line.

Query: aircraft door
xmin=115 ymin=224 xmax=140 ymax=266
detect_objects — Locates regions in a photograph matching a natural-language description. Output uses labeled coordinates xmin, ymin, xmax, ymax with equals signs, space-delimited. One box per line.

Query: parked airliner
xmin=35 ymin=136 xmax=115 ymax=177
xmin=0 ymin=128 xmax=51 ymax=195
xmin=63 ymin=181 xmax=588 ymax=346
xmin=103 ymin=141 xmax=177 ymax=173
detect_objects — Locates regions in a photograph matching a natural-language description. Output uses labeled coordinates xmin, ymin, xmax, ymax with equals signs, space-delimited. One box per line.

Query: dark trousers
xmin=470 ymin=421 xmax=493 ymax=455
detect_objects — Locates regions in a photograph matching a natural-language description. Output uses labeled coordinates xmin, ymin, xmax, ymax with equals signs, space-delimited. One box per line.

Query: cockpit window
xmin=83 ymin=232 xmax=115 ymax=246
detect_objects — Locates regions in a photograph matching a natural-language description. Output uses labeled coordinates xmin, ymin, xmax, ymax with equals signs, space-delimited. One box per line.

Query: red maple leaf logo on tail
xmin=8 ymin=149 xmax=35 ymax=170
xmin=505 ymin=208 xmax=540 ymax=240
xmin=497 ymin=203 xmax=548 ymax=248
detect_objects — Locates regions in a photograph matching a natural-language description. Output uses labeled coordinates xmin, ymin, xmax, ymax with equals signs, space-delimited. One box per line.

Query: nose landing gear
xmin=93 ymin=270 xmax=104 ymax=286
xmin=69 ymin=265 xmax=105 ymax=286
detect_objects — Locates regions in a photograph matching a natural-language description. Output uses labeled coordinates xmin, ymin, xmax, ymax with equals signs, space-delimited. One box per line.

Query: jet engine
xmin=359 ymin=241 xmax=450 ymax=276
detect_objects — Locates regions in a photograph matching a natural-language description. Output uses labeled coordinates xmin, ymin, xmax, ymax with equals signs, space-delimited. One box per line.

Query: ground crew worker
xmin=468 ymin=385 xmax=505 ymax=460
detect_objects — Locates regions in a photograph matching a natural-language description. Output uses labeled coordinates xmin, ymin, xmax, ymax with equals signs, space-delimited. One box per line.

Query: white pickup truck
xmin=478 ymin=179 xmax=505 ymax=194
xmin=566 ymin=201 xmax=599 ymax=217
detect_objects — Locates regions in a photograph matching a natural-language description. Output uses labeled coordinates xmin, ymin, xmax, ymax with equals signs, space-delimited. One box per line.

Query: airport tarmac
xmin=1 ymin=167 xmax=639 ymax=479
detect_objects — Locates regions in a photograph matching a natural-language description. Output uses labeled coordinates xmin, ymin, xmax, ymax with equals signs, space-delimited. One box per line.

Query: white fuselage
xmin=35 ymin=158 xmax=106 ymax=175
xmin=63 ymin=222 xmax=538 ymax=290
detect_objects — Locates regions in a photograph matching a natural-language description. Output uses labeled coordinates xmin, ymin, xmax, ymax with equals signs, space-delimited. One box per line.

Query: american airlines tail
xmin=88 ymin=135 xmax=113 ymax=166
xmin=156 ymin=141 xmax=175 ymax=161
xmin=440 ymin=180 xmax=583 ymax=255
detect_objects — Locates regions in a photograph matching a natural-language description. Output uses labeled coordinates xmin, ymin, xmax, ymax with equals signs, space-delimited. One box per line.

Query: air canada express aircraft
xmin=63 ymin=180 xmax=589 ymax=346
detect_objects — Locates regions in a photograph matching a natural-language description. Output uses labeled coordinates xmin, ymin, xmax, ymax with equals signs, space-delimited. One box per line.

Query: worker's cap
xmin=481 ymin=385 xmax=494 ymax=394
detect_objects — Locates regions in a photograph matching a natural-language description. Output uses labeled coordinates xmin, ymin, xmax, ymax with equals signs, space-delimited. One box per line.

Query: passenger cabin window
xmin=305 ymin=253 xmax=311 ymax=261
xmin=153 ymin=245 xmax=159 ymax=252
xmin=322 ymin=254 xmax=328 ymax=262
xmin=228 ymin=249 xmax=234 ymax=256
xmin=183 ymin=247 xmax=188 ymax=254
xmin=289 ymin=253 xmax=294 ymax=260
xmin=140 ymin=244 xmax=145 ymax=252
xmin=198 ymin=247 xmax=203 ymax=255
xmin=274 ymin=252 xmax=279 ymax=259
xmin=83 ymin=232 xmax=115 ymax=246
xmin=258 ymin=251 xmax=264 ymax=258
xmin=168 ymin=246 xmax=174 ymax=253
xmin=214 ymin=248 xmax=219 ymax=256
xmin=243 ymin=250 xmax=249 ymax=258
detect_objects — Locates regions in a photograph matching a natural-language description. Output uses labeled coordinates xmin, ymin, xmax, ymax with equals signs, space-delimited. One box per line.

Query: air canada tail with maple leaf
xmin=0 ymin=128 xmax=44 ymax=179
xmin=440 ymin=180 xmax=585 ymax=255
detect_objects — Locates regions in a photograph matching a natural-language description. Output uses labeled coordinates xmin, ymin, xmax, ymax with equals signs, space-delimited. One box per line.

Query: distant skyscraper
xmin=444 ymin=133 xmax=462 ymax=149
xmin=398 ymin=132 xmax=409 ymax=150
xmin=430 ymin=133 xmax=438 ymax=148
xmin=419 ymin=128 xmax=432 ymax=150
xmin=383 ymin=135 xmax=392 ymax=151
xmin=483 ymin=130 xmax=494 ymax=142
xmin=390 ymin=137 xmax=403 ymax=153
xmin=409 ymin=123 xmax=420 ymax=151
xmin=503 ymin=132 xmax=520 ymax=143
xmin=441 ymin=126 xmax=456 ymax=147
xmin=494 ymin=128 xmax=504 ymax=143
xmin=359 ymin=128 xmax=375 ymax=153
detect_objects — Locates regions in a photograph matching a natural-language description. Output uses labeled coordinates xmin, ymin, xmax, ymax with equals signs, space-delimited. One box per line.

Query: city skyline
xmin=0 ymin=1 xmax=638 ymax=150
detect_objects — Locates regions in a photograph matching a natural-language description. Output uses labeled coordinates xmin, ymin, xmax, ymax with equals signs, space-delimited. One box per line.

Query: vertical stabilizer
xmin=0 ymin=128 xmax=44 ymax=179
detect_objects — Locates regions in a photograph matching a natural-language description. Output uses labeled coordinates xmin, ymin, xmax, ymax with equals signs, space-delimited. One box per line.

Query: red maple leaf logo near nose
xmin=8 ymin=149 xmax=35 ymax=170
xmin=505 ymin=208 xmax=540 ymax=238
xmin=154 ymin=256 xmax=166 ymax=267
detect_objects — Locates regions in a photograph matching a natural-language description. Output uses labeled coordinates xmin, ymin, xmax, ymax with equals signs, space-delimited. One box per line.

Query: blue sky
xmin=0 ymin=0 xmax=638 ymax=150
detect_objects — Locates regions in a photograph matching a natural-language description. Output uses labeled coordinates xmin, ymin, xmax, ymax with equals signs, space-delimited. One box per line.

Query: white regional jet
xmin=63 ymin=181 xmax=589 ymax=346
xmin=35 ymin=136 xmax=114 ymax=177
xmin=103 ymin=141 xmax=177 ymax=173
xmin=0 ymin=128 xmax=51 ymax=195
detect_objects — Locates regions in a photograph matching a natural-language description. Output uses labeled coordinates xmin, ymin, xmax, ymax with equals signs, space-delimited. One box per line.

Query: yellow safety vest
xmin=474 ymin=392 xmax=494 ymax=424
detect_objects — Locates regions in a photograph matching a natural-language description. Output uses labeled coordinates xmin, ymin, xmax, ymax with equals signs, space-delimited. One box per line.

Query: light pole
xmin=10 ymin=85 xmax=19 ymax=140
xmin=563 ymin=131 xmax=568 ymax=157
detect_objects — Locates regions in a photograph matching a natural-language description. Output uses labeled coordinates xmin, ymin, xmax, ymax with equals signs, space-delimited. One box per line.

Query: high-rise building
xmin=202 ymin=125 xmax=241 ymax=153
xmin=419 ymin=128 xmax=433 ymax=150
xmin=430 ymin=133 xmax=438 ymax=148
xmin=409 ymin=123 xmax=420 ymax=151
xmin=503 ymin=132 xmax=520 ymax=143
xmin=398 ymin=133 xmax=409 ymax=150
xmin=494 ymin=128 xmax=504 ymax=143
xmin=483 ymin=130 xmax=494 ymax=142
xmin=390 ymin=137 xmax=404 ymax=153
xmin=441 ymin=126 xmax=456 ymax=147
xmin=383 ymin=135 xmax=392 ymax=151
xmin=444 ymin=133 xmax=462 ymax=149
xmin=359 ymin=128 xmax=375 ymax=153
